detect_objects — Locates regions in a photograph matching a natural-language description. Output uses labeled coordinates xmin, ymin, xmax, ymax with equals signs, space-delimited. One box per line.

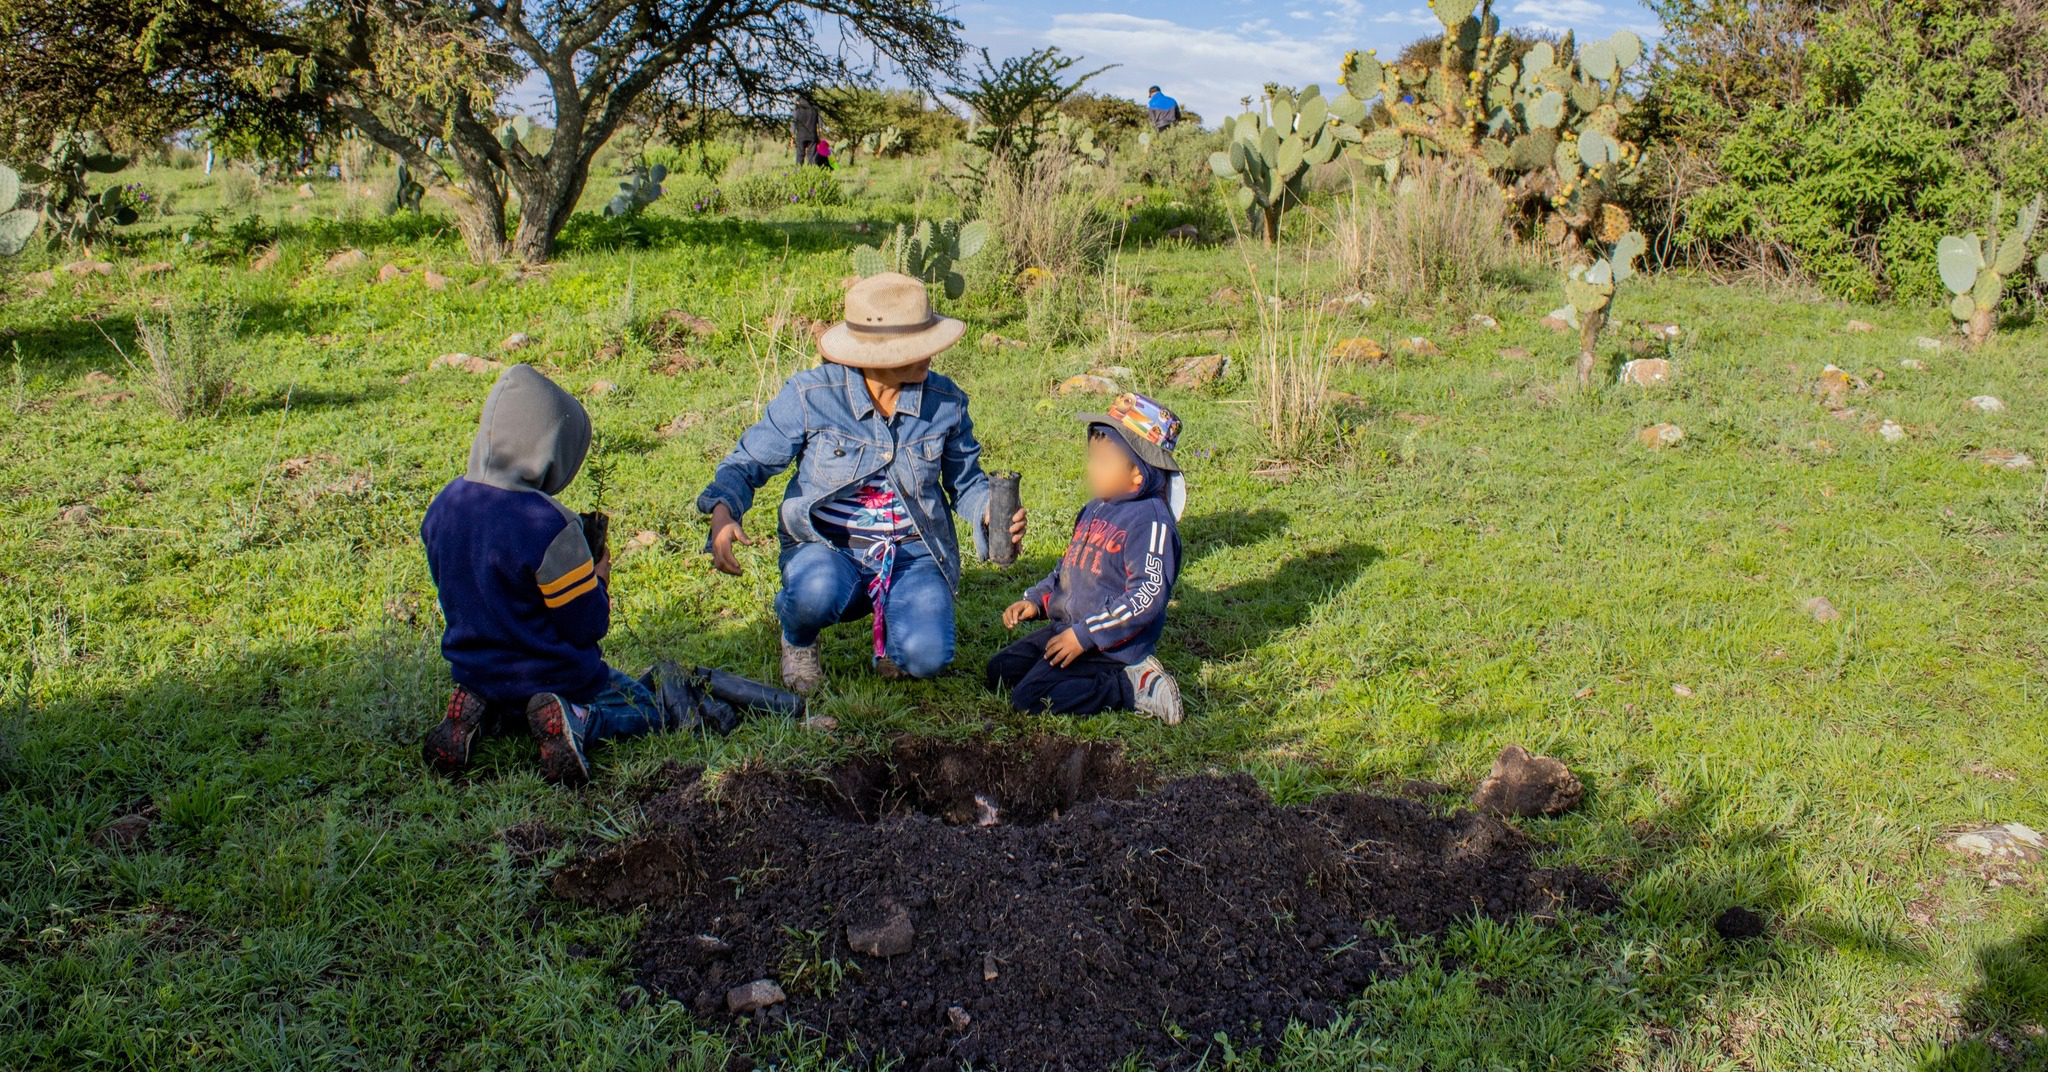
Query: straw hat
xmin=817 ymin=272 xmax=966 ymax=369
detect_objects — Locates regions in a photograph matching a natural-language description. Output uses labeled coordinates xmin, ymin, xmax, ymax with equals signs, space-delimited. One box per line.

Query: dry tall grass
xmin=123 ymin=300 xmax=247 ymax=419
xmin=977 ymin=148 xmax=1118 ymax=280
xmin=1329 ymin=162 xmax=1531 ymax=303
xmin=1240 ymin=255 xmax=1337 ymax=461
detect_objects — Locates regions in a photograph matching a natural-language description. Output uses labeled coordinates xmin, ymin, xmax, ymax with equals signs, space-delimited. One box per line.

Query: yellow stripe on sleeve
xmin=542 ymin=575 xmax=601 ymax=608
xmin=537 ymin=558 xmax=594 ymax=596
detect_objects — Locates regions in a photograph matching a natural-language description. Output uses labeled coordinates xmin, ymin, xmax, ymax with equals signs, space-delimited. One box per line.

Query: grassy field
xmin=2 ymin=154 xmax=2044 ymax=1069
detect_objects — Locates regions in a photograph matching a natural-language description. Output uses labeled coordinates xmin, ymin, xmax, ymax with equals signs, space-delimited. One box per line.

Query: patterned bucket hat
xmin=1075 ymin=392 xmax=1182 ymax=473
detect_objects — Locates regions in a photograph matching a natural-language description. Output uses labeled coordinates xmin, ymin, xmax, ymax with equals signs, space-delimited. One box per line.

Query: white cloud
xmin=1037 ymin=12 xmax=1348 ymax=122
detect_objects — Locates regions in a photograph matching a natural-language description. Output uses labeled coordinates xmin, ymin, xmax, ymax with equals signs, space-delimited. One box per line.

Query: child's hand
xmin=1043 ymin=627 xmax=1085 ymax=667
xmin=595 ymin=553 xmax=613 ymax=585
xmin=1003 ymin=600 xmax=1039 ymax=629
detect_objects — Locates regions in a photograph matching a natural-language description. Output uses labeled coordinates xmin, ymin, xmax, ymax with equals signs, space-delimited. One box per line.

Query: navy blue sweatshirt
xmin=421 ymin=365 xmax=611 ymax=704
xmin=1024 ymin=493 xmax=1181 ymax=664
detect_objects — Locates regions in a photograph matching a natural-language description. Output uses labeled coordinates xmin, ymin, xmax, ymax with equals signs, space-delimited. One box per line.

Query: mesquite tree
xmin=34 ymin=0 xmax=963 ymax=263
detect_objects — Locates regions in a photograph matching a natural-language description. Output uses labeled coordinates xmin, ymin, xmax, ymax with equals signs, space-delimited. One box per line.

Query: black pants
xmin=796 ymin=139 xmax=819 ymax=167
xmin=985 ymin=626 xmax=1134 ymax=715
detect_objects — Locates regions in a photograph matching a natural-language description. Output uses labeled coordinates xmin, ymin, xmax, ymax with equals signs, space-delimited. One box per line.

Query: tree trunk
xmin=446 ymin=179 xmax=509 ymax=262
xmin=1967 ymin=305 xmax=1994 ymax=346
xmin=1577 ymin=308 xmax=1606 ymax=387
xmin=1262 ymin=205 xmax=1280 ymax=244
xmin=509 ymin=156 xmax=594 ymax=264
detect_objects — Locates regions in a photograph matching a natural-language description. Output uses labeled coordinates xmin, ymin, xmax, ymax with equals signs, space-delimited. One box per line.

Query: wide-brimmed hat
xmin=1075 ymin=391 xmax=1183 ymax=473
xmin=817 ymin=272 xmax=966 ymax=369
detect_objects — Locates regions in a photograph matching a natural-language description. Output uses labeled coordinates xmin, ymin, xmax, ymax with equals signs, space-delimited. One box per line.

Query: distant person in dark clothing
xmin=1146 ymin=86 xmax=1182 ymax=131
xmin=792 ymin=92 xmax=822 ymax=166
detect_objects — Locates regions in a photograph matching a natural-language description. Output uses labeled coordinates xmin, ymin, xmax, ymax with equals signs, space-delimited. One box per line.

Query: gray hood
xmin=466 ymin=364 xmax=591 ymax=496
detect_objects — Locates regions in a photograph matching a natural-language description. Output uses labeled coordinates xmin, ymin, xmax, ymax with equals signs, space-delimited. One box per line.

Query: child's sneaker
xmin=781 ymin=639 xmax=825 ymax=696
xmin=1124 ymin=657 xmax=1183 ymax=725
xmin=422 ymin=686 xmax=491 ymax=775
xmin=526 ymin=693 xmax=591 ymax=786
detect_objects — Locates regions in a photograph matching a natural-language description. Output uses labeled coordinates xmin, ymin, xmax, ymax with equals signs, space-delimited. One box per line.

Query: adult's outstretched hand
xmin=709 ymin=503 xmax=754 ymax=576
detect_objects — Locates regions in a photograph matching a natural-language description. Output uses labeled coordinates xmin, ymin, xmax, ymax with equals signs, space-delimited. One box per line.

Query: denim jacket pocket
xmin=806 ymin=431 xmax=865 ymax=489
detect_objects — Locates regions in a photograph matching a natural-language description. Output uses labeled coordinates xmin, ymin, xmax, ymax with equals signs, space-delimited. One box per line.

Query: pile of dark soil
xmin=550 ymin=738 xmax=1611 ymax=1069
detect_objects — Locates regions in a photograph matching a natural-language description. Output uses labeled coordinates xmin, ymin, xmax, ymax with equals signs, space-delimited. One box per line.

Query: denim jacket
xmin=696 ymin=362 xmax=993 ymax=590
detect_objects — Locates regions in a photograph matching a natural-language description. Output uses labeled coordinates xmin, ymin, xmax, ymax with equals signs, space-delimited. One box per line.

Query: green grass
xmin=2 ymin=157 xmax=2044 ymax=1069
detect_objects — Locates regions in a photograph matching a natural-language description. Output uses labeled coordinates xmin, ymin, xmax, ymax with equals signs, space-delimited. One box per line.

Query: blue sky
xmin=951 ymin=1 xmax=1660 ymax=123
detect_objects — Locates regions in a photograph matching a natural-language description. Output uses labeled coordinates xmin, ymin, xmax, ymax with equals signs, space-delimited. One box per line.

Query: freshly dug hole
xmin=551 ymin=738 xmax=1611 ymax=1068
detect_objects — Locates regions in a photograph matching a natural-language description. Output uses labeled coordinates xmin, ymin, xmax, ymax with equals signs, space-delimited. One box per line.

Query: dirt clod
xmin=846 ymin=899 xmax=915 ymax=957
xmin=1471 ymin=745 xmax=1585 ymax=817
xmin=552 ymin=737 xmax=1610 ymax=1068
xmin=1714 ymin=906 xmax=1768 ymax=941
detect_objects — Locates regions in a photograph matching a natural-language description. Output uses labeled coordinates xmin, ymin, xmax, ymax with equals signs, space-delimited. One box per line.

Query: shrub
xmin=728 ymin=167 xmax=845 ymax=211
xmin=1634 ymin=0 xmax=2048 ymax=301
xmin=1329 ymin=162 xmax=1530 ymax=304
xmin=1246 ymin=288 xmax=1335 ymax=461
xmin=127 ymin=299 xmax=247 ymax=419
xmin=977 ymin=147 xmax=1118 ymax=279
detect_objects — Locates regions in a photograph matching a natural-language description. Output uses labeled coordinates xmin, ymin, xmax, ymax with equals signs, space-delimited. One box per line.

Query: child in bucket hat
xmin=989 ymin=392 xmax=1187 ymax=724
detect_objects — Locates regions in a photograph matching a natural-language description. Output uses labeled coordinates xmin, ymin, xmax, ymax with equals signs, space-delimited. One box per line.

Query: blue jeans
xmin=776 ymin=541 xmax=956 ymax=678
xmin=568 ymin=667 xmax=667 ymax=745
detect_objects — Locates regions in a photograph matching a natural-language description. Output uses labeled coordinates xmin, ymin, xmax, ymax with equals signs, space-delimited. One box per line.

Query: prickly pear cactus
xmin=1332 ymin=0 xmax=1644 ymax=249
xmin=20 ymin=131 xmax=135 ymax=245
xmin=1939 ymin=193 xmax=2040 ymax=346
xmin=1209 ymin=84 xmax=1349 ymax=243
xmin=850 ymin=218 xmax=990 ymax=301
xmin=0 ymin=164 xmax=39 ymax=257
xmin=1564 ymin=229 xmax=1645 ymax=386
xmin=498 ymin=116 xmax=535 ymax=151
xmin=605 ymin=162 xmax=668 ymax=217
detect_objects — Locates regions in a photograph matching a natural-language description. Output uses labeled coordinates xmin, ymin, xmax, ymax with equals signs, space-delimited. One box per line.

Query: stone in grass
xmin=1056 ymin=373 xmax=1119 ymax=396
xmin=845 ymin=899 xmax=915 ymax=958
xmin=946 ymin=1005 xmax=973 ymax=1031
xmin=1397 ymin=335 xmax=1440 ymax=356
xmin=421 ymin=269 xmax=449 ymax=291
xmin=1168 ymin=353 xmax=1229 ymax=389
xmin=1898 ymin=358 xmax=1925 ymax=371
xmin=1966 ymin=395 xmax=2005 ymax=413
xmin=1913 ymin=335 xmax=1943 ymax=351
xmin=1845 ymin=319 xmax=1876 ymax=333
xmin=434 ymin=352 xmax=503 ymax=375
xmin=1638 ymin=423 xmax=1684 ymax=449
xmin=1618 ymin=358 xmax=1672 ymax=387
xmin=1972 ymin=448 xmax=2034 ymax=470
xmin=1468 ymin=313 xmax=1501 ymax=331
xmin=377 ymin=263 xmax=406 ymax=284
xmin=325 ymin=249 xmax=368 ymax=272
xmin=1498 ymin=346 xmax=1532 ymax=361
xmin=1802 ymin=596 xmax=1842 ymax=623
xmin=131 ymin=261 xmax=175 ymax=278
xmin=1329 ymin=336 xmax=1388 ymax=363
xmin=64 ymin=259 xmax=114 ymax=277
xmin=1946 ymin=823 xmax=2044 ymax=863
xmin=501 ymin=331 xmax=532 ymax=352
xmin=726 ymin=979 xmax=786 ymax=1014
xmin=1816 ymin=364 xmax=1864 ymax=408
xmin=1471 ymin=745 xmax=1584 ymax=818
xmin=1879 ymin=419 xmax=1906 ymax=443
xmin=1540 ymin=306 xmax=1578 ymax=332
xmin=250 ymin=246 xmax=282 ymax=272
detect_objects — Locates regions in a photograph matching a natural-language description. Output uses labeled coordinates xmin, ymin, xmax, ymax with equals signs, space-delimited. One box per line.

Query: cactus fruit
xmin=1332 ymin=0 xmax=1643 ymax=250
xmin=1 ymin=164 xmax=39 ymax=257
xmin=850 ymin=218 xmax=990 ymax=301
xmin=1939 ymin=193 xmax=2041 ymax=345
xmin=1565 ymin=229 xmax=1645 ymax=386
xmin=1210 ymin=84 xmax=1351 ymax=243
xmin=604 ymin=162 xmax=668 ymax=217
xmin=387 ymin=162 xmax=425 ymax=215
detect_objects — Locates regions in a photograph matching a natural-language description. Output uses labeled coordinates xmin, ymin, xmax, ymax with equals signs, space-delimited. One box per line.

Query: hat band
xmin=845 ymin=315 xmax=937 ymax=337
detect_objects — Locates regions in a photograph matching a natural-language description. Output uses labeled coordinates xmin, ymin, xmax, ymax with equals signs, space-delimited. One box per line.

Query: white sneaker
xmin=1124 ymin=656 xmax=1183 ymax=725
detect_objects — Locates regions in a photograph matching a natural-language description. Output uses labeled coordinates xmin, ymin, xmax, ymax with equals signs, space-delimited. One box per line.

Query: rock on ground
xmin=1879 ymin=419 xmax=1906 ymax=442
xmin=1967 ymin=395 xmax=2005 ymax=413
xmin=1973 ymin=449 xmax=2035 ymax=470
xmin=1330 ymin=337 xmax=1387 ymax=363
xmin=1638 ymin=423 xmax=1684 ymax=449
xmin=1471 ymin=745 xmax=1585 ymax=818
xmin=1946 ymin=823 xmax=2045 ymax=863
xmin=501 ymin=332 xmax=532 ymax=352
xmin=1618 ymin=358 xmax=1672 ymax=387
xmin=1168 ymin=353 xmax=1229 ymax=389
xmin=1056 ymin=374 xmax=1119 ymax=396
xmin=726 ymin=979 xmax=786 ymax=1014
xmin=1802 ymin=596 xmax=1842 ymax=623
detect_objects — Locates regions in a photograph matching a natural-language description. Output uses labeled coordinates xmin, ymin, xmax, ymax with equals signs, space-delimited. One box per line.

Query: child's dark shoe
xmin=1125 ymin=657 xmax=1184 ymax=725
xmin=422 ymin=686 xmax=491 ymax=775
xmin=526 ymin=692 xmax=591 ymax=786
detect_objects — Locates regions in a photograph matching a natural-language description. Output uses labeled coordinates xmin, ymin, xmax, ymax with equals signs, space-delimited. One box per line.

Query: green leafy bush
xmin=1637 ymin=0 xmax=2048 ymax=301
xmin=727 ymin=168 xmax=846 ymax=211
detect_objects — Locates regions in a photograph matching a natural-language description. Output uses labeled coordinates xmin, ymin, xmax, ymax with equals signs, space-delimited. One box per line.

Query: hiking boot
xmin=422 ymin=686 xmax=491 ymax=775
xmin=526 ymin=693 xmax=591 ymax=786
xmin=873 ymin=655 xmax=907 ymax=680
xmin=781 ymin=639 xmax=825 ymax=696
xmin=1124 ymin=657 xmax=1184 ymax=726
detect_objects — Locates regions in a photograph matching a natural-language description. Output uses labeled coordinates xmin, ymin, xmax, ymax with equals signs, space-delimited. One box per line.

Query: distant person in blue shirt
xmin=1146 ymin=86 xmax=1182 ymax=130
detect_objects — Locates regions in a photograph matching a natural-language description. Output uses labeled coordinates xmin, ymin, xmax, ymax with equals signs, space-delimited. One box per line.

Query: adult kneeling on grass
xmin=697 ymin=273 xmax=1028 ymax=694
